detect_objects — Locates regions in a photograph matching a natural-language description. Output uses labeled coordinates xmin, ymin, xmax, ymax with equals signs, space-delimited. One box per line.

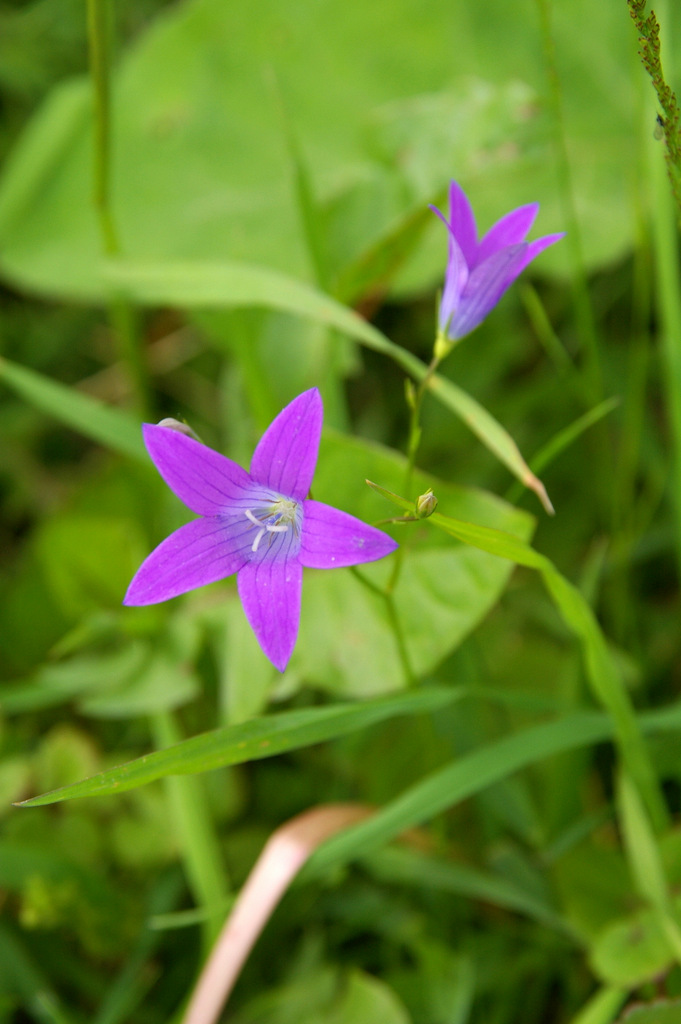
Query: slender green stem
xmin=350 ymin=567 xmax=416 ymax=686
xmin=109 ymin=296 xmax=152 ymax=418
xmin=86 ymin=0 xmax=151 ymax=416
xmin=151 ymin=712 xmax=230 ymax=951
xmin=86 ymin=0 xmax=119 ymax=256
xmin=404 ymin=354 xmax=440 ymax=497
xmin=387 ymin=353 xmax=441 ymax=594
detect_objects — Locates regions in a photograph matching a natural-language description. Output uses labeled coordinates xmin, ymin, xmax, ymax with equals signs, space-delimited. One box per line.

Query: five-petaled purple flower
xmin=124 ymin=389 xmax=398 ymax=672
xmin=432 ymin=180 xmax=564 ymax=343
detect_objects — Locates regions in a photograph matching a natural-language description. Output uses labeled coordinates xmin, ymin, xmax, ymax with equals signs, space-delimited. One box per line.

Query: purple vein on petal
xmin=237 ymin=540 xmax=302 ymax=673
xmin=123 ymin=517 xmax=252 ymax=605
xmin=250 ymin=389 xmax=322 ymax=500
xmin=299 ymin=500 xmax=398 ymax=569
xmin=143 ymin=425 xmax=255 ymax=516
xmin=452 ymin=244 xmax=528 ymax=339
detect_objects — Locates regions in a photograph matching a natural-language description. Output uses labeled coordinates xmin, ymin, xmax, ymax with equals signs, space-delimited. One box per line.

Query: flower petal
xmin=439 ymin=229 xmax=469 ymax=333
xmin=446 ymin=180 xmax=478 ymax=264
xmin=450 ymin=243 xmax=528 ymax=339
xmin=123 ymin=516 xmax=251 ymax=605
xmin=475 ymin=203 xmax=539 ymax=266
xmin=237 ymin=556 xmax=302 ymax=672
xmin=143 ymin=424 xmax=254 ymax=516
xmin=513 ymin=232 xmax=565 ymax=276
xmin=249 ymin=388 xmax=322 ymax=501
xmin=299 ymin=500 xmax=398 ymax=569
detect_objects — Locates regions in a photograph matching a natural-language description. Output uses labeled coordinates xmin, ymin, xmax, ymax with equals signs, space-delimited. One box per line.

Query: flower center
xmin=244 ymin=497 xmax=300 ymax=554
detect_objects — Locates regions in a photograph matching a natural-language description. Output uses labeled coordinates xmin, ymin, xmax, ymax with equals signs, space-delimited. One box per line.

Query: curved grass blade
xmin=303 ymin=702 xmax=681 ymax=879
xmin=367 ymin=480 xmax=669 ymax=831
xmin=103 ymin=259 xmax=551 ymax=509
xmin=18 ymin=687 xmax=463 ymax=807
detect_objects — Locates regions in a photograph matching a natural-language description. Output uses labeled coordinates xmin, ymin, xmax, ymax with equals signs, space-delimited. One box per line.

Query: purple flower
xmin=433 ymin=181 xmax=565 ymax=342
xmin=124 ymin=389 xmax=398 ymax=672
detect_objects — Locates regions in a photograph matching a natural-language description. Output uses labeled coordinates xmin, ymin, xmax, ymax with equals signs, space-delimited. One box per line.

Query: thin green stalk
xmin=629 ymin=0 xmax=681 ymax=222
xmin=350 ymin=567 xmax=416 ymax=686
xmin=109 ymin=295 xmax=152 ymax=418
xmin=151 ymin=712 xmax=230 ymax=951
xmin=387 ymin=352 xmax=441 ymax=594
xmin=86 ymin=0 xmax=118 ymax=256
xmin=535 ymin=0 xmax=602 ymax=403
xmin=86 ymin=0 xmax=151 ymax=416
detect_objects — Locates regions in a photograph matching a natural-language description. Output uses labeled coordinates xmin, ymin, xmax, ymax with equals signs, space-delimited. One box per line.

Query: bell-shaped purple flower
xmin=432 ymin=181 xmax=564 ymax=343
xmin=124 ymin=389 xmax=398 ymax=672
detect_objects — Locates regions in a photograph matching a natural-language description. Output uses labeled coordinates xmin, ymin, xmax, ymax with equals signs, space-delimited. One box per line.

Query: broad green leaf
xmin=0 ymin=0 xmax=640 ymax=302
xmin=589 ymin=907 xmax=676 ymax=987
xmin=291 ymin=543 xmax=526 ymax=696
xmin=0 ymin=356 xmax=145 ymax=461
xmin=18 ymin=687 xmax=464 ymax=806
xmin=616 ymin=1003 xmax=681 ymax=1024
xmin=289 ymin=430 xmax=532 ymax=696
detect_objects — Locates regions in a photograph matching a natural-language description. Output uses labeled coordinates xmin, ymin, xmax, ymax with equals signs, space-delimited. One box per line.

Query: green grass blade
xmin=367 ymin=481 xmax=668 ymax=830
xmin=304 ymin=712 xmax=611 ymax=877
xmin=18 ymin=687 xmax=464 ymax=807
xmin=303 ymin=703 xmax=681 ymax=879
xmin=0 ymin=356 xmax=145 ymax=461
xmin=151 ymin=712 xmax=229 ymax=950
xmin=102 ymin=259 xmax=551 ymax=508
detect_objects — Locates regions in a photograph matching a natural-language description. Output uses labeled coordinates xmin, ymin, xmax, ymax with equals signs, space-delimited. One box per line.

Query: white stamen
xmin=251 ymin=528 xmax=266 ymax=553
xmin=245 ymin=505 xmax=296 ymax=554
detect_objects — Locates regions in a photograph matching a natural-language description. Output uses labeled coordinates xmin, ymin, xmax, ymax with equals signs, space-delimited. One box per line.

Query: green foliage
xmin=1 ymin=0 xmax=681 ymax=1022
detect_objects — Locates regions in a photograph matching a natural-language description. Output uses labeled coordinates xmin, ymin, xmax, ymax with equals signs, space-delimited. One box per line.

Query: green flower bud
xmin=415 ymin=488 xmax=438 ymax=518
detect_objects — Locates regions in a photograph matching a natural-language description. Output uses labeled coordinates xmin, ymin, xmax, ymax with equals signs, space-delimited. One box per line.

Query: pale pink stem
xmin=181 ymin=803 xmax=372 ymax=1024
